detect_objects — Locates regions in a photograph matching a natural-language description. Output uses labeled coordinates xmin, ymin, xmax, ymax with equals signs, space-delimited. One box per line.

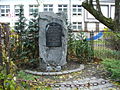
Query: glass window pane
xmin=78 ymin=5 xmax=81 ymax=7
xmin=73 ymin=13 xmax=77 ymax=15
xmin=30 ymin=9 xmax=33 ymax=12
xmin=73 ymin=5 xmax=76 ymax=7
xmin=35 ymin=9 xmax=38 ymax=12
xmin=78 ymin=22 xmax=81 ymax=24
xmin=15 ymin=14 xmax=19 ymax=16
xmin=1 ymin=9 xmax=5 ymax=13
xmin=78 ymin=26 xmax=82 ymax=29
xmin=73 ymin=22 xmax=76 ymax=24
xmin=49 ymin=5 xmax=53 ymax=7
xmin=0 ymin=5 xmax=5 ymax=8
xmin=6 ymin=5 xmax=10 ymax=8
xmin=44 ymin=5 xmax=47 ymax=7
xmin=49 ymin=8 xmax=53 ymax=11
xmin=1 ymin=14 xmax=5 ymax=16
xmin=34 ymin=5 xmax=38 ymax=7
xmin=6 ymin=9 xmax=10 ymax=13
xmin=15 ymin=9 xmax=19 ymax=13
xmin=63 ymin=5 xmax=67 ymax=7
xmin=73 ymin=8 xmax=76 ymax=12
xmin=58 ymin=5 xmax=62 ymax=7
xmin=58 ymin=8 xmax=62 ymax=11
xmin=44 ymin=8 xmax=48 ymax=11
xmin=73 ymin=26 xmax=77 ymax=29
xmin=29 ymin=5 xmax=33 ymax=7
xmin=63 ymin=8 xmax=67 ymax=12
xmin=78 ymin=9 xmax=81 ymax=12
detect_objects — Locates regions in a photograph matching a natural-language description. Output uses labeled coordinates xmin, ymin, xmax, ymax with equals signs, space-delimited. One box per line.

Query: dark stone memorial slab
xmin=46 ymin=22 xmax=62 ymax=47
xmin=39 ymin=12 xmax=67 ymax=71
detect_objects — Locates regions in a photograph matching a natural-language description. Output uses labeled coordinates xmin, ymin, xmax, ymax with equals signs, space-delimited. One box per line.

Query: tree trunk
xmin=82 ymin=0 xmax=120 ymax=31
xmin=114 ymin=0 xmax=120 ymax=31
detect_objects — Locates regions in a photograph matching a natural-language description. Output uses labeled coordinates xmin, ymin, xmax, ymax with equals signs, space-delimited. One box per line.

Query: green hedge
xmin=102 ymin=58 xmax=120 ymax=80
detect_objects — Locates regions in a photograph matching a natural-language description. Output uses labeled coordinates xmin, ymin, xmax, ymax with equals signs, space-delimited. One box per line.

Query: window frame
xmin=43 ymin=4 xmax=53 ymax=12
xmin=0 ymin=5 xmax=10 ymax=17
xmin=14 ymin=5 xmax=24 ymax=16
xmin=72 ymin=22 xmax=82 ymax=30
xmin=29 ymin=4 xmax=38 ymax=16
xmin=72 ymin=4 xmax=82 ymax=16
xmin=58 ymin=4 xmax=68 ymax=13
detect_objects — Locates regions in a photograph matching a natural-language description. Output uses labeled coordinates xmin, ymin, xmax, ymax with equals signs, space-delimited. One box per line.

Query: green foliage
xmin=102 ymin=58 xmax=120 ymax=80
xmin=67 ymin=32 xmax=94 ymax=63
xmin=0 ymin=73 xmax=16 ymax=90
xmin=94 ymin=48 xmax=120 ymax=60
xmin=0 ymin=52 xmax=18 ymax=90
xmin=17 ymin=71 xmax=39 ymax=81
xmin=16 ymin=71 xmax=52 ymax=89
xmin=67 ymin=29 xmax=76 ymax=56
xmin=75 ymin=33 xmax=94 ymax=63
xmin=10 ymin=5 xmax=39 ymax=68
xmin=103 ymin=31 xmax=120 ymax=51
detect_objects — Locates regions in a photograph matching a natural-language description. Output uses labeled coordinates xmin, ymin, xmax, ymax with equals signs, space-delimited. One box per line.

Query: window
xmin=29 ymin=5 xmax=38 ymax=16
xmin=58 ymin=4 xmax=68 ymax=13
xmin=0 ymin=5 xmax=10 ymax=16
xmin=14 ymin=5 xmax=24 ymax=16
xmin=43 ymin=4 xmax=53 ymax=12
xmin=72 ymin=22 xmax=82 ymax=30
xmin=72 ymin=5 xmax=82 ymax=15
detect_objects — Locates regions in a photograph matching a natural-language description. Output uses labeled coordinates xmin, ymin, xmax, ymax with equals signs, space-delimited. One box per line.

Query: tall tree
xmin=82 ymin=0 xmax=120 ymax=31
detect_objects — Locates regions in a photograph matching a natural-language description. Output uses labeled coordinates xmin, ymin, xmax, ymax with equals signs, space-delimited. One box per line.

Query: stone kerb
xmin=24 ymin=64 xmax=84 ymax=76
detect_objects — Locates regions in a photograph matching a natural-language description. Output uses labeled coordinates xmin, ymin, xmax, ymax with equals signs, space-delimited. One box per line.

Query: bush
xmin=10 ymin=5 xmax=39 ymax=68
xmin=67 ymin=32 xmax=94 ymax=63
xmin=94 ymin=48 xmax=120 ymax=60
xmin=103 ymin=31 xmax=120 ymax=51
xmin=102 ymin=58 xmax=120 ymax=80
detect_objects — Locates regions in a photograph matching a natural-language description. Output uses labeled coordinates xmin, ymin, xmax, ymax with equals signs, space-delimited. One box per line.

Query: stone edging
xmin=24 ymin=64 xmax=84 ymax=76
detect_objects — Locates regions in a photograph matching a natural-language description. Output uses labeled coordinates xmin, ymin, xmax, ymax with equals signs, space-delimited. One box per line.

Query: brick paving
xmin=52 ymin=77 xmax=119 ymax=90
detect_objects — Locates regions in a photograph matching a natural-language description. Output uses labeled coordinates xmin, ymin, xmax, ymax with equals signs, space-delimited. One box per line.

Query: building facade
xmin=84 ymin=0 xmax=115 ymax=31
xmin=0 ymin=0 xmax=115 ymax=31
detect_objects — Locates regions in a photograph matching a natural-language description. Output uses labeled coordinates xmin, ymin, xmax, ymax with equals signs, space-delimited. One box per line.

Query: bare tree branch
xmin=89 ymin=0 xmax=93 ymax=6
xmin=86 ymin=0 xmax=88 ymax=3
xmin=82 ymin=1 xmax=114 ymax=30
xmin=96 ymin=0 xmax=102 ymax=13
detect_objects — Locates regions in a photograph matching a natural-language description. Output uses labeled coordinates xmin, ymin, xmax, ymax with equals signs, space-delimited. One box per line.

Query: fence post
xmin=0 ymin=24 xmax=3 ymax=66
xmin=90 ymin=31 xmax=94 ymax=61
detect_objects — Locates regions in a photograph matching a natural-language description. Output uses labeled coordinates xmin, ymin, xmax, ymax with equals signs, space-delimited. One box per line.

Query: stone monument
xmin=39 ymin=12 xmax=68 ymax=71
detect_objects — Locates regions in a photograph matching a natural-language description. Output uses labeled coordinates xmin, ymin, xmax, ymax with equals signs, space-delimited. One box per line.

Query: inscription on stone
xmin=46 ymin=22 xmax=62 ymax=47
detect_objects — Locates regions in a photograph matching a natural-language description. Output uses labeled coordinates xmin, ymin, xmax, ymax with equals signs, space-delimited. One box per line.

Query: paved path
xmin=52 ymin=77 xmax=119 ymax=90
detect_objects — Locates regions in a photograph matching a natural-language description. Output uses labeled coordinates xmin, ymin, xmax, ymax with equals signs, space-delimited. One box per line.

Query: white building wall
xmin=0 ymin=0 xmax=115 ymax=31
xmin=84 ymin=2 xmax=115 ymax=31
xmin=0 ymin=0 xmax=84 ymax=30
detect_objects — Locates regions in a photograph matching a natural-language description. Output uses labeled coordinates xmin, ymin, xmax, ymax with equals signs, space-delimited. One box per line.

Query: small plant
xmin=67 ymin=27 xmax=76 ymax=57
xmin=94 ymin=48 xmax=120 ymax=60
xmin=102 ymin=58 xmax=120 ymax=81
xmin=103 ymin=31 xmax=120 ymax=51
xmin=67 ymin=31 xmax=94 ymax=63
xmin=75 ymin=33 xmax=94 ymax=63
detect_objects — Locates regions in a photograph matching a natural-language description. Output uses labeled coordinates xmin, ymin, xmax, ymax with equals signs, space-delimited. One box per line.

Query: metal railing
xmin=77 ymin=30 xmax=120 ymax=60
